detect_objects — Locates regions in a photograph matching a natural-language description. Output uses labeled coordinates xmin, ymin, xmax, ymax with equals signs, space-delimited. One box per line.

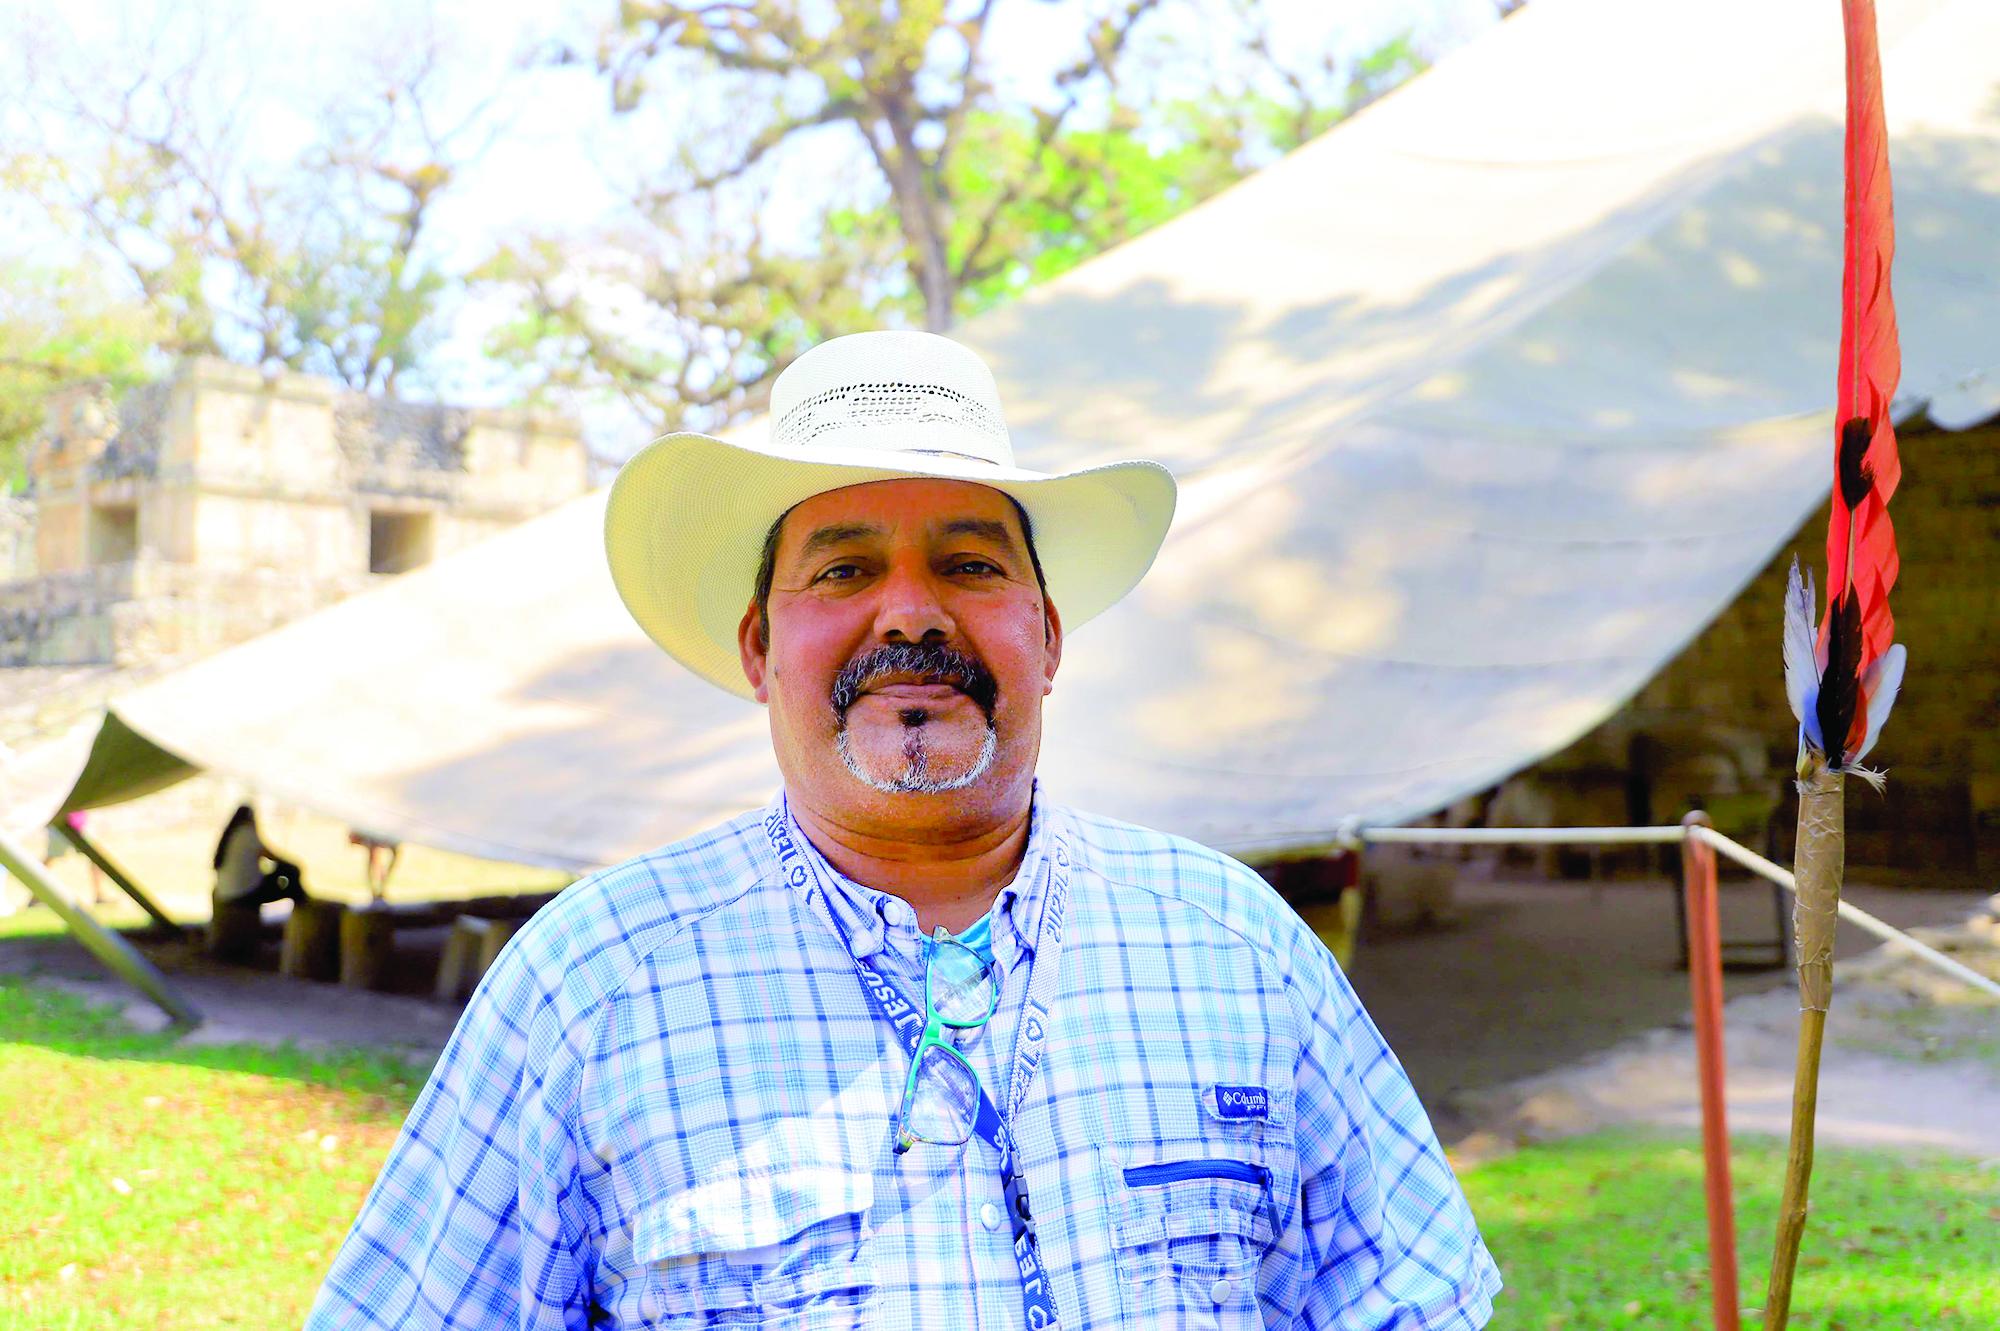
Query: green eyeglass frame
xmin=893 ymin=928 xmax=1000 ymax=1154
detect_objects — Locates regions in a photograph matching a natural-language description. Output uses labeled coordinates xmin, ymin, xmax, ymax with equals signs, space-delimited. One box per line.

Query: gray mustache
xmin=831 ymin=643 xmax=999 ymax=718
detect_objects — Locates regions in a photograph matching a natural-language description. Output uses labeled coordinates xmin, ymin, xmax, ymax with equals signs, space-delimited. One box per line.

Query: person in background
xmin=45 ymin=810 xmax=107 ymax=905
xmin=346 ymin=828 xmax=401 ymax=902
xmin=212 ymin=805 xmax=306 ymax=911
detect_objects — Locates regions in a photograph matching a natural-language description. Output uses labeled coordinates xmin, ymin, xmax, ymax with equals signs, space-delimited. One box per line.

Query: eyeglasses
xmin=894 ymin=927 xmax=1000 ymax=1154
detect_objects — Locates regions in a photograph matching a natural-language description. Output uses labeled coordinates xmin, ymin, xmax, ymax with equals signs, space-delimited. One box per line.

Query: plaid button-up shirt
xmin=309 ymin=791 xmax=1500 ymax=1329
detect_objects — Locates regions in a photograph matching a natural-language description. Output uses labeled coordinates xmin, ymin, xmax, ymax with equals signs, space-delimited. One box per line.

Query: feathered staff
xmin=1766 ymin=0 xmax=1907 ymax=1325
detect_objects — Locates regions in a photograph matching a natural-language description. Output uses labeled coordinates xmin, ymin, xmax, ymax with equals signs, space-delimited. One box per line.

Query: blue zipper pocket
xmin=1123 ymin=1159 xmax=1271 ymax=1189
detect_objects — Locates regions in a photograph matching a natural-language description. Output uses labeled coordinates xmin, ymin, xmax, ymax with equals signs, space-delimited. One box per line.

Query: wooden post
xmin=339 ymin=905 xmax=397 ymax=990
xmin=1681 ymin=810 xmax=1741 ymax=1331
xmin=57 ymin=820 xmax=183 ymax=937
xmin=435 ymin=916 xmax=518 ymax=1003
xmin=434 ymin=917 xmax=478 ymax=1003
xmin=0 ymin=831 xmax=201 ymax=1026
xmin=206 ymin=899 xmax=263 ymax=963
xmin=1329 ymin=848 xmax=1362 ymax=972
xmin=474 ymin=918 xmax=518 ymax=978
xmin=279 ymin=899 xmax=346 ymax=981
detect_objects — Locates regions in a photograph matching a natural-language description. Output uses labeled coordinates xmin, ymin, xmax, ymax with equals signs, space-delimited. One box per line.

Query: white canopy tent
xmin=33 ymin=0 xmax=2000 ymax=873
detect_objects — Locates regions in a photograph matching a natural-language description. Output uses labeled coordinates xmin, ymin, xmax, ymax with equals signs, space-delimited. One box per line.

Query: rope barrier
xmin=1348 ymin=820 xmax=1999 ymax=1000
xmin=1688 ymin=825 xmax=2000 ymax=1001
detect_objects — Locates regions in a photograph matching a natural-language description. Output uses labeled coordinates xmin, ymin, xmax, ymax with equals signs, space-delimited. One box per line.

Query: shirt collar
xmin=769 ymin=783 xmax=1059 ymax=967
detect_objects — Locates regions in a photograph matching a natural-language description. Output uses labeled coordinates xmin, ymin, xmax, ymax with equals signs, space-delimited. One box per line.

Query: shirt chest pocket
xmin=633 ymin=1164 xmax=876 ymax=1327
xmin=1104 ymin=1141 xmax=1275 ymax=1331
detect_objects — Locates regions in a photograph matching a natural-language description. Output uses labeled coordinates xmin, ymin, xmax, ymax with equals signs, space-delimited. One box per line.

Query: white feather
xmin=1849 ymin=642 xmax=1907 ymax=767
xmin=1782 ymin=557 xmax=1819 ymax=731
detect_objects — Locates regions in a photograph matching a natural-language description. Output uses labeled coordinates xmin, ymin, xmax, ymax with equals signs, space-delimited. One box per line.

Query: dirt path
xmin=1 ymin=932 xmax=463 ymax=1063
xmin=1447 ymin=921 xmax=2000 ymax=1160
xmin=4 ymin=871 xmax=1994 ymax=1162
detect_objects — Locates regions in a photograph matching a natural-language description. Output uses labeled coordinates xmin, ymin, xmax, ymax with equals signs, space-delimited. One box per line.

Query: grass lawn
xmin=0 ymin=978 xmax=422 ymax=1330
xmin=1463 ymin=1132 xmax=1999 ymax=1329
xmin=2 ymin=977 xmax=1994 ymax=1329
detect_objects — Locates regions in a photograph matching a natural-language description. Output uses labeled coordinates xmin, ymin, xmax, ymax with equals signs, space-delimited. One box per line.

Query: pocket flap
xmin=1109 ymin=1141 xmax=1275 ymax=1250
xmin=635 ymin=1164 xmax=875 ymax=1263
xmin=1115 ymin=1184 xmax=1274 ymax=1249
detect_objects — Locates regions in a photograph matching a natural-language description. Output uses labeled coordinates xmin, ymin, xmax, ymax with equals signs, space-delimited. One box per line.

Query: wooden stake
xmin=1762 ymin=762 xmax=1844 ymax=1330
xmin=1762 ymin=1007 xmax=1826 ymax=1329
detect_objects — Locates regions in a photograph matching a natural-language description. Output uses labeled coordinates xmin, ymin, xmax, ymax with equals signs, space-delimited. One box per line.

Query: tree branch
xmin=950 ymin=0 xmax=1162 ymax=291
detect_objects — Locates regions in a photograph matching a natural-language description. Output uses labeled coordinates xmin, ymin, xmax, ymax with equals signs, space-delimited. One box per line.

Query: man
xmin=309 ymin=331 xmax=1500 ymax=1329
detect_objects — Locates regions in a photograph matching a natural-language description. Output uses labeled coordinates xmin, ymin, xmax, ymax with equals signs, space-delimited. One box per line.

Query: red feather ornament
xmin=1788 ymin=0 xmax=1907 ymax=774
xmin=1765 ymin=15 xmax=1911 ymax=1325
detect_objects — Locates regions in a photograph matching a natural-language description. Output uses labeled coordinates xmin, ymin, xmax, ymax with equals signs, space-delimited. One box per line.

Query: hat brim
xmin=604 ymin=431 xmax=1177 ymax=699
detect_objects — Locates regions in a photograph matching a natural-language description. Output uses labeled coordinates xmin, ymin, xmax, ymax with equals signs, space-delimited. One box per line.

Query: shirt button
xmin=979 ymin=1202 xmax=1004 ymax=1232
xmin=1209 ymin=1278 xmax=1235 ymax=1304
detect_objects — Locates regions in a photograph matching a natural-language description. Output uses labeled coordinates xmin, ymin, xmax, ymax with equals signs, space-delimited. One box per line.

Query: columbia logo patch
xmin=1211 ymin=1085 xmax=1269 ymax=1120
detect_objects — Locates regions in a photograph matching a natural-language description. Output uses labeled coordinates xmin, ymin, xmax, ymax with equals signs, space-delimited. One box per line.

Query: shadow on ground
xmin=1340 ymin=871 xmax=1988 ymax=1139
xmin=1 ymin=868 xmax=1986 ymax=1147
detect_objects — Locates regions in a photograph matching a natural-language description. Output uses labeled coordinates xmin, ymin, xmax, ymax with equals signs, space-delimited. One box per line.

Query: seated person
xmin=212 ymin=805 xmax=306 ymax=911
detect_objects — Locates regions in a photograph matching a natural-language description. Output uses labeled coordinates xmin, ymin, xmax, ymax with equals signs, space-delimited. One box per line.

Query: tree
xmin=482 ymin=1 xmax=1430 ymax=439
xmin=478 ymin=193 xmax=891 ymax=439
xmin=587 ymin=0 xmax=1167 ymax=335
xmin=0 ymin=2 xmax=495 ymax=446
xmin=0 ymin=259 xmax=162 ymax=490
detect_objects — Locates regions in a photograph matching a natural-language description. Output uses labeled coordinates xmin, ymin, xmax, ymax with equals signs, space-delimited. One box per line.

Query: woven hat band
xmin=771 ymin=378 xmax=1014 ymax=467
xmin=602 ymin=328 xmax=1177 ymax=699
xmin=768 ymin=420 xmax=1012 ymax=469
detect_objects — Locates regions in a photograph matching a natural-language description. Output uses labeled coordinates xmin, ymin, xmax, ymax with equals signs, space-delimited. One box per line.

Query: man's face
xmin=738 ymin=478 xmax=1061 ymax=830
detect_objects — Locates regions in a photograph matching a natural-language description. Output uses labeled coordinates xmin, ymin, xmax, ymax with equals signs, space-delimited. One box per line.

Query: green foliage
xmin=880 ymin=103 xmax=1250 ymax=319
xmin=2 ymin=3 xmax=1441 ymax=446
xmin=828 ymin=31 xmax=1427 ymax=325
xmin=0 ymin=261 xmax=165 ymax=489
xmin=0 ymin=7 xmax=486 ymax=441
xmin=487 ymin=2 xmax=1435 ymax=437
xmin=474 ymin=215 xmax=888 ymax=434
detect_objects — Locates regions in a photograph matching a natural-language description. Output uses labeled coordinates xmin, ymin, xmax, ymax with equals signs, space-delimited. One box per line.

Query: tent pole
xmin=58 ymin=821 xmax=184 ymax=937
xmin=0 ymin=831 xmax=202 ymax=1027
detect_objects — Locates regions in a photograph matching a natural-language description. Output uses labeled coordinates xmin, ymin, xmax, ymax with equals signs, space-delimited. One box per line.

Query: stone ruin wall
xmin=1 ymin=359 xmax=585 ymax=670
xmin=1493 ymin=417 xmax=1999 ymax=877
xmin=0 ymin=497 xmax=31 ymax=584
xmin=0 ymin=561 xmax=361 ymax=668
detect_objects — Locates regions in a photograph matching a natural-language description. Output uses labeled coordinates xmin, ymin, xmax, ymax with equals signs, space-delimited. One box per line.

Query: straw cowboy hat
xmin=605 ymin=330 xmax=1177 ymax=699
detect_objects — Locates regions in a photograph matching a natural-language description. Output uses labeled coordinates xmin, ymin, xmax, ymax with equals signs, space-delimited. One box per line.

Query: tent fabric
xmin=40 ymin=0 xmax=2000 ymax=871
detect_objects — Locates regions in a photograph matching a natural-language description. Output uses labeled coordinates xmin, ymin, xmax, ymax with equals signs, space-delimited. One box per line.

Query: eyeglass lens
xmin=905 ymin=1043 xmax=981 ymax=1145
xmin=926 ymin=940 xmax=997 ymax=1027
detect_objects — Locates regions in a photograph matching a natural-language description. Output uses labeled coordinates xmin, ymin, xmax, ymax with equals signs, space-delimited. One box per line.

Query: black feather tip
xmin=1838 ymin=416 xmax=1875 ymax=511
xmin=1815 ymin=589 xmax=1864 ymax=765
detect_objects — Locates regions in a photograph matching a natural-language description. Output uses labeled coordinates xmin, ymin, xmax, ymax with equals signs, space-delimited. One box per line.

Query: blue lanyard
xmin=763 ymin=799 xmax=1070 ymax=1331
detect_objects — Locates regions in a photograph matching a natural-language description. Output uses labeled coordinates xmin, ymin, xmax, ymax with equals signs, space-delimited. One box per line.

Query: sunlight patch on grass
xmin=0 ymin=978 xmax=422 ymax=1328
xmin=3 ymin=977 xmax=1995 ymax=1329
xmin=1464 ymin=1130 xmax=2000 ymax=1330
